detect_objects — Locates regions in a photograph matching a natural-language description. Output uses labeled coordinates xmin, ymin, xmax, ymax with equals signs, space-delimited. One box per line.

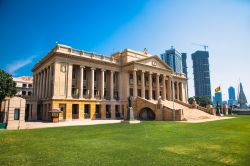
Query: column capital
xmin=101 ymin=68 xmax=106 ymax=72
xmin=147 ymin=71 xmax=153 ymax=75
xmin=110 ymin=70 xmax=114 ymax=73
xmin=91 ymin=67 xmax=96 ymax=70
xmin=80 ymin=65 xmax=85 ymax=69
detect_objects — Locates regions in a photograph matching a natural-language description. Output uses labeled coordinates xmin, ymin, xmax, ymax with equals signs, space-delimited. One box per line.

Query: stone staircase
xmin=161 ymin=100 xmax=216 ymax=121
xmin=135 ymin=97 xmax=217 ymax=121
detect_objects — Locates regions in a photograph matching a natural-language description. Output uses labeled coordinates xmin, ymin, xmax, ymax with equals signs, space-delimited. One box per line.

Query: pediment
xmin=135 ymin=55 xmax=173 ymax=71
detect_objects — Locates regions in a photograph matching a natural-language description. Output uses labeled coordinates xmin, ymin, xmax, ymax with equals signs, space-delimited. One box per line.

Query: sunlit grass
xmin=0 ymin=115 xmax=249 ymax=166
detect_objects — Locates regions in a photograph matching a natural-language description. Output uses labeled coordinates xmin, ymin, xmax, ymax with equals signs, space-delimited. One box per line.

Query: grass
xmin=0 ymin=115 xmax=250 ymax=166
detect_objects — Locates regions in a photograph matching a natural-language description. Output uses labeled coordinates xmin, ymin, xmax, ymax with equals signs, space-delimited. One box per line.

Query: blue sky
xmin=0 ymin=0 xmax=250 ymax=101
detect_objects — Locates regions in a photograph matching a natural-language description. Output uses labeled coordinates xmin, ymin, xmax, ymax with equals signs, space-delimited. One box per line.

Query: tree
xmin=0 ymin=69 xmax=17 ymax=102
xmin=188 ymin=96 xmax=211 ymax=107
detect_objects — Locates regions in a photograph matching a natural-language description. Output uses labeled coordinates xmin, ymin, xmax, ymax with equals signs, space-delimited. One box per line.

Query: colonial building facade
xmin=27 ymin=44 xmax=188 ymax=121
xmin=13 ymin=76 xmax=33 ymax=98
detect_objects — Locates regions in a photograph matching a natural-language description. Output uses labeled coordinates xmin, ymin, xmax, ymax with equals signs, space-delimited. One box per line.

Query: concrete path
xmin=24 ymin=120 xmax=122 ymax=129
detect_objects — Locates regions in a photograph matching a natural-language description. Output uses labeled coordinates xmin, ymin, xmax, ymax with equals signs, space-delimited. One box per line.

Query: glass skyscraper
xmin=213 ymin=92 xmax=222 ymax=106
xmin=191 ymin=51 xmax=211 ymax=100
xmin=160 ymin=46 xmax=185 ymax=74
xmin=228 ymin=86 xmax=237 ymax=105
xmin=181 ymin=53 xmax=187 ymax=77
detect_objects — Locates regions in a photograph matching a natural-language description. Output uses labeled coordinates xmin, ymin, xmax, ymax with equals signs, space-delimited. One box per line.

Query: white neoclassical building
xmin=27 ymin=44 xmax=191 ymax=121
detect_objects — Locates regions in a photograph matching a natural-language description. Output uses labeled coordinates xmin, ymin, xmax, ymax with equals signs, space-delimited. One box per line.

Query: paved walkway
xmin=24 ymin=120 xmax=122 ymax=129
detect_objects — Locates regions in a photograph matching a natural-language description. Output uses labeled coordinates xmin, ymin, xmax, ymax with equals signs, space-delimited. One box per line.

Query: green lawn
xmin=1 ymin=116 xmax=250 ymax=166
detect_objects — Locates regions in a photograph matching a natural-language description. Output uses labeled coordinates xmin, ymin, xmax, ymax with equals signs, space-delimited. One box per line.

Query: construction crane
xmin=192 ymin=43 xmax=208 ymax=51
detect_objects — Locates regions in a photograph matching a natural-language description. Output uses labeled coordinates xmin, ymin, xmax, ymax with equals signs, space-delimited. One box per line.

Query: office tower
xmin=213 ymin=92 xmax=222 ymax=106
xmin=181 ymin=53 xmax=187 ymax=77
xmin=228 ymin=86 xmax=236 ymax=105
xmin=238 ymin=82 xmax=248 ymax=108
xmin=191 ymin=51 xmax=211 ymax=99
xmin=160 ymin=46 xmax=183 ymax=73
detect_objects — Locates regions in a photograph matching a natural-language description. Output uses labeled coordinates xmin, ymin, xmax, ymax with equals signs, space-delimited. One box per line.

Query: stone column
xmin=66 ymin=103 xmax=72 ymax=120
xmin=79 ymin=66 xmax=84 ymax=99
xmin=141 ymin=71 xmax=145 ymax=99
xmin=167 ymin=76 xmax=171 ymax=100
xmin=149 ymin=72 xmax=152 ymax=100
xmin=172 ymin=79 xmax=175 ymax=101
xmin=53 ymin=62 xmax=60 ymax=98
xmin=43 ymin=70 xmax=47 ymax=98
xmin=39 ymin=72 xmax=42 ymax=98
xmin=183 ymin=82 xmax=188 ymax=103
xmin=111 ymin=104 xmax=115 ymax=119
xmin=67 ymin=63 xmax=73 ymax=99
xmin=176 ymin=82 xmax=179 ymax=100
xmin=110 ymin=70 xmax=114 ymax=100
xmin=48 ymin=65 xmax=52 ymax=98
xmin=100 ymin=69 xmax=105 ymax=99
xmin=79 ymin=103 xmax=84 ymax=120
xmin=133 ymin=69 xmax=137 ymax=98
xmin=39 ymin=72 xmax=43 ymax=98
xmin=36 ymin=74 xmax=39 ymax=97
xmin=118 ymin=72 xmax=122 ymax=100
xmin=156 ymin=74 xmax=160 ymax=99
xmin=45 ymin=68 xmax=49 ymax=98
xmin=31 ymin=74 xmax=36 ymax=96
xmin=90 ymin=67 xmax=95 ymax=99
xmin=32 ymin=74 xmax=35 ymax=97
xmin=162 ymin=75 xmax=166 ymax=101
xmin=179 ymin=82 xmax=183 ymax=101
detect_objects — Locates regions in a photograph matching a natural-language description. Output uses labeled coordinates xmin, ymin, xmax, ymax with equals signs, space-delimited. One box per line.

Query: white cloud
xmin=5 ymin=55 xmax=36 ymax=76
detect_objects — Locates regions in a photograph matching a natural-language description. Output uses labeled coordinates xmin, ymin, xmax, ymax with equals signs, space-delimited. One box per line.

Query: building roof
xmin=13 ymin=76 xmax=33 ymax=83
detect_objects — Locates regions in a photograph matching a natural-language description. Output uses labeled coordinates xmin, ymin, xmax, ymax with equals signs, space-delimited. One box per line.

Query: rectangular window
xmin=138 ymin=89 xmax=141 ymax=97
xmin=106 ymin=105 xmax=111 ymax=119
xmin=130 ymin=88 xmax=133 ymax=97
xmin=115 ymin=105 xmax=120 ymax=119
xmin=84 ymin=104 xmax=90 ymax=119
xmin=129 ymin=74 xmax=133 ymax=79
xmin=72 ymin=67 xmax=77 ymax=79
xmin=94 ymin=71 xmax=97 ymax=81
xmin=84 ymin=70 xmax=87 ymax=80
xmin=14 ymin=108 xmax=20 ymax=120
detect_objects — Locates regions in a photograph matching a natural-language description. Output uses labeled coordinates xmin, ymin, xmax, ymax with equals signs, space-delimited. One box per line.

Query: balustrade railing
xmin=56 ymin=45 xmax=121 ymax=64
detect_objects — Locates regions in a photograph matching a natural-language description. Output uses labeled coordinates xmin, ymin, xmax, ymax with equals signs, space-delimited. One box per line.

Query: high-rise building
xmin=228 ymin=86 xmax=237 ymax=105
xmin=181 ymin=53 xmax=187 ymax=77
xmin=160 ymin=46 xmax=183 ymax=74
xmin=238 ymin=82 xmax=248 ymax=108
xmin=191 ymin=51 xmax=211 ymax=99
xmin=213 ymin=92 xmax=222 ymax=106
